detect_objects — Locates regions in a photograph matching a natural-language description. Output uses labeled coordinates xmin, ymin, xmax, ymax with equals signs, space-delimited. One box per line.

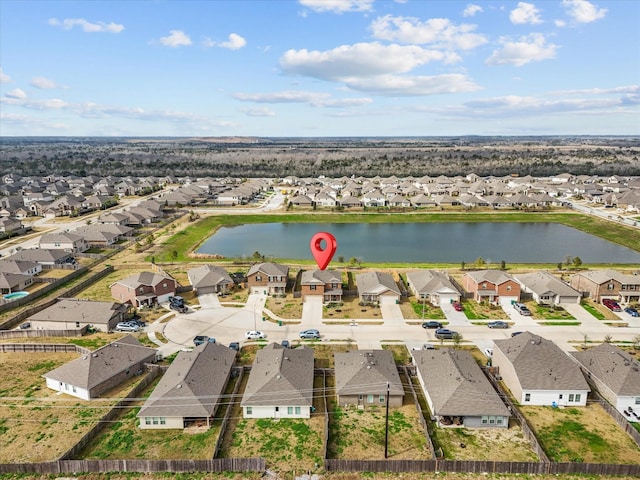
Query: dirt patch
xmin=521 ymin=403 xmax=640 ymax=463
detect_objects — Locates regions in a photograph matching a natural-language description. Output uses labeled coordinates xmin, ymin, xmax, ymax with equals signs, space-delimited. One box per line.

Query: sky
xmin=0 ymin=0 xmax=638 ymax=137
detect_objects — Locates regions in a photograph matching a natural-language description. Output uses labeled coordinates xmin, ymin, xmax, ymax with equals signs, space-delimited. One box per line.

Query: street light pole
xmin=384 ymin=381 xmax=390 ymax=458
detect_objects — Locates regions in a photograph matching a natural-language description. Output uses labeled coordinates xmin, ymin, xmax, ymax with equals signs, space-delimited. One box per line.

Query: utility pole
xmin=384 ymin=381 xmax=390 ymax=458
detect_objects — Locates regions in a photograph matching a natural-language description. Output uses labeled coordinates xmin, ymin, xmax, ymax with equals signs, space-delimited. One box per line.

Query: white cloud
xmin=5 ymin=88 xmax=27 ymax=99
xmin=463 ymin=4 xmax=483 ymax=17
xmin=243 ymin=107 xmax=276 ymax=117
xmin=280 ymin=42 xmax=457 ymax=82
xmin=510 ymin=2 xmax=542 ymax=24
xmin=343 ymin=74 xmax=481 ymax=96
xmin=370 ymin=15 xmax=487 ymax=50
xmin=203 ymin=33 xmax=247 ymax=50
xmin=562 ymin=0 xmax=607 ymax=23
xmin=298 ymin=0 xmax=374 ymax=13
xmin=159 ymin=30 xmax=192 ymax=48
xmin=554 ymin=19 xmax=567 ymax=27
xmin=552 ymin=85 xmax=639 ymax=96
xmin=233 ymin=90 xmax=373 ymax=107
xmin=48 ymin=18 xmax=124 ymax=33
xmin=486 ymin=33 xmax=557 ymax=67
xmin=30 ymin=77 xmax=59 ymax=89
xmin=0 ymin=68 xmax=10 ymax=83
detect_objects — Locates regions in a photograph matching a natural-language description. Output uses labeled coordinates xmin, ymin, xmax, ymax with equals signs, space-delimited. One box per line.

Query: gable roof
xmin=241 ymin=343 xmax=314 ymax=407
xmin=29 ymin=299 xmax=127 ymax=326
xmin=355 ymin=271 xmax=400 ymax=296
xmin=464 ymin=270 xmax=515 ymax=286
xmin=406 ymin=270 xmax=460 ymax=296
xmin=494 ymin=332 xmax=590 ymax=391
xmin=7 ymin=248 xmax=71 ymax=264
xmin=138 ymin=342 xmax=236 ymax=418
xmin=301 ymin=269 xmax=341 ymax=286
xmin=43 ymin=336 xmax=156 ymax=390
xmin=334 ymin=350 xmax=404 ymax=397
xmin=570 ymin=269 xmax=640 ymax=286
xmin=187 ymin=264 xmax=233 ymax=289
xmin=413 ymin=348 xmax=510 ymax=417
xmin=571 ymin=343 xmax=640 ymax=397
xmin=112 ymin=271 xmax=175 ymax=290
xmin=514 ymin=271 xmax=581 ymax=298
xmin=246 ymin=262 xmax=289 ymax=278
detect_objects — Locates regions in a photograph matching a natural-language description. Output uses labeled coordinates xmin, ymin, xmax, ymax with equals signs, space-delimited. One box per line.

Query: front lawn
xmin=463 ymin=301 xmax=505 ymax=320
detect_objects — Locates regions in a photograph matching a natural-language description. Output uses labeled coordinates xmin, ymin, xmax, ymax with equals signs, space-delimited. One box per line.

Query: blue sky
xmin=0 ymin=0 xmax=638 ymax=137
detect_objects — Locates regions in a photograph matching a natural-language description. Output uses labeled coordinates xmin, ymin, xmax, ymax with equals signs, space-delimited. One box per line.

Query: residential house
xmin=187 ymin=265 xmax=234 ymax=295
xmin=413 ymin=348 xmax=510 ymax=428
xmin=571 ymin=343 xmax=640 ymax=422
xmin=241 ymin=343 xmax=314 ymax=419
xmin=0 ymin=259 xmax=41 ymax=276
xmin=39 ymin=232 xmax=89 ymax=254
xmin=334 ymin=350 xmax=404 ymax=409
xmin=493 ymin=332 xmax=590 ymax=406
xmin=406 ymin=270 xmax=461 ymax=306
xmin=339 ymin=196 xmax=362 ymax=208
xmin=362 ymin=189 xmax=386 ymax=207
xmin=462 ymin=270 xmax=521 ymax=305
xmin=570 ymin=269 xmax=640 ymax=304
xmin=355 ymin=271 xmax=401 ymax=305
xmin=43 ymin=335 xmax=157 ymax=400
xmin=246 ymin=262 xmax=289 ymax=295
xmin=0 ymin=272 xmax=33 ymax=294
xmin=514 ymin=271 xmax=581 ymax=305
xmin=138 ymin=342 xmax=236 ymax=429
xmin=0 ymin=217 xmax=23 ymax=235
xmin=28 ymin=298 xmax=128 ymax=332
xmin=300 ymin=269 xmax=343 ymax=303
xmin=6 ymin=248 xmax=73 ymax=268
xmin=110 ymin=271 xmax=177 ymax=307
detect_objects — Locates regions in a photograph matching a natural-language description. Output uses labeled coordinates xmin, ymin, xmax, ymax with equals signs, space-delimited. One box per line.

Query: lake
xmin=196 ymin=222 xmax=640 ymax=264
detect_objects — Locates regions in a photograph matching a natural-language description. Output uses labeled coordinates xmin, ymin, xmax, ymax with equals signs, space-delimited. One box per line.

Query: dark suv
xmin=435 ymin=328 xmax=458 ymax=339
xmin=422 ymin=321 xmax=442 ymax=329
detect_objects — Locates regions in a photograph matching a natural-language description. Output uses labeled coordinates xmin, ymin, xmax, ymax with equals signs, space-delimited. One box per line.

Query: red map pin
xmin=310 ymin=232 xmax=337 ymax=270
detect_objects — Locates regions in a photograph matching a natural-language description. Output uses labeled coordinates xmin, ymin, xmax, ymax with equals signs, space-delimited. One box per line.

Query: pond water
xmin=196 ymin=222 xmax=640 ymax=264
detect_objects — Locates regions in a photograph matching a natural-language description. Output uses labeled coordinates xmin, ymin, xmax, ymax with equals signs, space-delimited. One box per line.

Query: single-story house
xmin=493 ymin=332 xmax=590 ymax=406
xmin=462 ymin=270 xmax=521 ymax=305
xmin=514 ymin=271 xmax=581 ymax=305
xmin=138 ymin=342 xmax=236 ymax=429
xmin=300 ymin=269 xmax=343 ymax=303
xmin=413 ymin=348 xmax=510 ymax=428
xmin=6 ymin=248 xmax=73 ymax=267
xmin=406 ymin=270 xmax=461 ymax=306
xmin=246 ymin=262 xmax=289 ymax=295
xmin=241 ymin=343 xmax=314 ymax=419
xmin=355 ymin=271 xmax=401 ymax=305
xmin=571 ymin=343 xmax=640 ymax=422
xmin=0 ymin=272 xmax=33 ymax=294
xmin=187 ymin=265 xmax=234 ymax=295
xmin=334 ymin=350 xmax=404 ymax=409
xmin=110 ymin=271 xmax=177 ymax=307
xmin=0 ymin=259 xmax=42 ymax=276
xmin=43 ymin=335 xmax=157 ymax=400
xmin=28 ymin=298 xmax=129 ymax=332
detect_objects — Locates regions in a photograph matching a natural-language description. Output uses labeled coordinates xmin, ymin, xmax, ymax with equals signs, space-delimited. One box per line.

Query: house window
xmin=496 ymin=417 xmax=503 ymax=425
xmin=152 ymin=417 xmax=158 ymax=425
xmin=295 ymin=406 xmax=301 ymax=414
xmin=288 ymin=407 xmax=293 ymax=415
xmin=481 ymin=416 xmax=488 ymax=424
xmin=379 ymin=395 xmax=385 ymax=403
xmin=310 ymin=285 xmax=316 ymax=291
xmin=559 ymin=394 xmax=563 ymax=400
xmin=275 ymin=407 xmax=279 ymax=412
xmin=367 ymin=394 xmax=374 ymax=403
xmin=160 ymin=417 xmax=166 ymax=425
xmin=76 ymin=322 xmax=80 ymax=328
xmin=256 ymin=275 xmax=262 ymax=282
xmin=607 ymin=283 xmax=614 ymax=290
xmin=246 ymin=406 xmax=252 ymax=415
xmin=139 ymin=287 xmax=144 ymax=293
xmin=489 ymin=416 xmax=495 ymax=424
xmin=569 ymin=394 xmax=574 ymax=402
xmin=507 ymin=285 xmax=511 ymax=291
xmin=145 ymin=417 xmax=151 ymax=425
xmin=163 ymin=283 xmax=167 ymax=288
xmin=574 ymin=394 xmax=581 ymax=402
xmin=482 ymin=283 xmax=487 ymax=289
xmin=525 ymin=393 xmax=531 ymax=402
xmin=358 ymin=394 xmax=363 ymax=400
xmin=635 ymin=397 xmax=640 ymax=405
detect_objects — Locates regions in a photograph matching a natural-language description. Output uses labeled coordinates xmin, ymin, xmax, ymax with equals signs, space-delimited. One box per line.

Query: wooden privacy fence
xmin=0 ymin=458 xmax=266 ymax=475
xmin=0 ymin=343 xmax=90 ymax=354
xmin=212 ymin=367 xmax=245 ymax=459
xmin=0 ymin=326 xmax=87 ymax=339
xmin=400 ymin=365 xmax=437 ymax=459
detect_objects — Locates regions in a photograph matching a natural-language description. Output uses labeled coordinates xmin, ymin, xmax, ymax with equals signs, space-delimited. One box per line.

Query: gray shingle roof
xmin=246 ymin=262 xmax=289 ymax=278
xmin=514 ymin=271 xmax=581 ymax=298
xmin=464 ymin=269 xmax=514 ymax=285
xmin=29 ymin=299 xmax=127 ymax=326
xmin=413 ymin=348 xmax=510 ymax=417
xmin=187 ymin=265 xmax=233 ymax=289
xmin=571 ymin=343 xmax=640 ymax=396
xmin=241 ymin=343 xmax=314 ymax=407
xmin=355 ymin=271 xmax=400 ymax=296
xmin=43 ymin=336 xmax=156 ymax=391
xmin=494 ymin=332 xmax=590 ymax=391
xmin=113 ymin=271 xmax=174 ymax=289
xmin=406 ymin=270 xmax=460 ymax=296
xmin=301 ymin=269 xmax=341 ymax=286
xmin=334 ymin=350 xmax=404 ymax=397
xmin=138 ymin=342 xmax=236 ymax=418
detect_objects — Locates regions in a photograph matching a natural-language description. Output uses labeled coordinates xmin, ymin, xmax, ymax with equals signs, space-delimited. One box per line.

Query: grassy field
xmin=150 ymin=211 xmax=640 ymax=265
xmin=521 ymin=403 xmax=640 ymax=463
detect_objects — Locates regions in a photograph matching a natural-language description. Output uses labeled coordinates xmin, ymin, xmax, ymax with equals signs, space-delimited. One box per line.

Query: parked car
xmin=487 ymin=320 xmax=509 ymax=329
xmin=19 ymin=322 xmax=31 ymax=330
xmin=603 ymin=299 xmax=622 ymax=312
xmin=281 ymin=340 xmax=290 ymax=348
xmin=513 ymin=303 xmax=531 ymax=316
xmin=624 ymin=306 xmax=639 ymax=317
xmin=169 ymin=295 xmax=185 ymax=307
xmin=434 ymin=328 xmax=457 ymax=339
xmin=129 ymin=316 xmax=146 ymax=327
xmin=299 ymin=329 xmax=320 ymax=339
xmin=245 ymin=330 xmax=266 ymax=340
xmin=452 ymin=302 xmax=464 ymax=312
xmin=229 ymin=342 xmax=240 ymax=351
xmin=193 ymin=335 xmax=215 ymax=346
xmin=115 ymin=322 xmax=140 ymax=332
xmin=421 ymin=321 xmax=442 ymax=329
xmin=170 ymin=303 xmax=188 ymax=313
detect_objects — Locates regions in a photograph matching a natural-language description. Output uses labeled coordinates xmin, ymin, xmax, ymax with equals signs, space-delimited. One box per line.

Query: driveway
xmin=301 ymin=296 xmax=323 ymax=325
xmin=440 ymin=301 xmax=469 ymax=326
xmin=380 ymin=296 xmax=403 ymax=324
xmin=499 ymin=298 xmax=538 ymax=329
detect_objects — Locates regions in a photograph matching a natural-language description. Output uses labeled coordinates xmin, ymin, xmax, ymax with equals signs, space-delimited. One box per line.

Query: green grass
xmin=150 ymin=211 xmax=640 ymax=266
xmin=581 ymin=302 xmax=606 ymax=320
xmin=538 ymin=417 xmax=608 ymax=462
xmin=410 ymin=301 xmax=445 ymax=319
xmin=532 ymin=304 xmax=575 ymax=320
xmin=540 ymin=321 xmax=581 ymax=326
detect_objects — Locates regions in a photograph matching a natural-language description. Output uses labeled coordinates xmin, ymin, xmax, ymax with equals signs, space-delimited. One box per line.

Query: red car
xmin=452 ymin=302 xmax=464 ymax=312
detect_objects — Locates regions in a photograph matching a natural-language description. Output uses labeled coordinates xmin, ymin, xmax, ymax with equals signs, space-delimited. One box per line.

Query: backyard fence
xmin=0 ymin=343 xmax=90 ymax=354
xmin=400 ymin=365 xmax=437 ymax=459
xmin=212 ymin=366 xmax=245 ymax=459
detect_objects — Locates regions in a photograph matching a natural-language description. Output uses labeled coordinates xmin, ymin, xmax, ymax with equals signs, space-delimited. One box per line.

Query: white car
xmin=245 ymin=330 xmax=266 ymax=340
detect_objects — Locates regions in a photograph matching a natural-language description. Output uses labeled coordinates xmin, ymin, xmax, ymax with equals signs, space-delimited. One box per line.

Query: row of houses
xmin=41 ymin=332 xmax=640 ymax=430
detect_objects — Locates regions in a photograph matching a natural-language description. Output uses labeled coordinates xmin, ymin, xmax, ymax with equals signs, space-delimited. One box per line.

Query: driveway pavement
xmin=301 ymin=296 xmax=323 ymax=325
xmin=440 ymin=302 xmax=470 ymax=326
xmin=380 ymin=296 xmax=403 ymax=325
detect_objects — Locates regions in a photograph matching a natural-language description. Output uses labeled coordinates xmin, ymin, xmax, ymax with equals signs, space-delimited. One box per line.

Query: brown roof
xmin=571 ymin=343 xmax=640 ymax=396
xmin=29 ymin=299 xmax=127 ymax=326
xmin=334 ymin=350 xmax=404 ymax=397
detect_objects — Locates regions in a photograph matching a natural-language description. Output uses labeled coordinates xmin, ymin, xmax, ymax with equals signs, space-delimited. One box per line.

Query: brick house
xmin=246 ymin=262 xmax=289 ymax=295
xmin=462 ymin=270 xmax=521 ymax=304
xmin=300 ymin=269 xmax=343 ymax=302
xmin=110 ymin=271 xmax=177 ymax=307
xmin=569 ymin=269 xmax=640 ymax=304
